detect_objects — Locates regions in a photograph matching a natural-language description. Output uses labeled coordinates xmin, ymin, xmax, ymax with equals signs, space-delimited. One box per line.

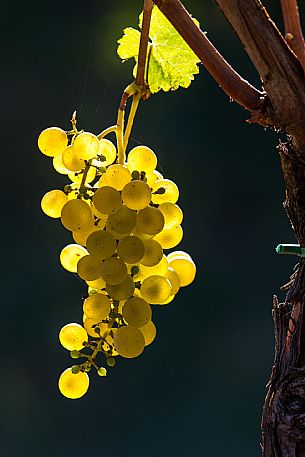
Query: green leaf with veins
xmin=117 ymin=7 xmax=200 ymax=93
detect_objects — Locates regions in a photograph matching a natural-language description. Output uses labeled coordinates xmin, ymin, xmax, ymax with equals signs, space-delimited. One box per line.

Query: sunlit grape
xmin=86 ymin=230 xmax=116 ymax=260
xmin=77 ymin=254 xmax=102 ymax=281
xmin=117 ymin=235 xmax=145 ymax=264
xmin=41 ymin=190 xmax=69 ymax=218
xmin=158 ymin=202 xmax=183 ymax=229
xmin=62 ymin=145 xmax=85 ymax=172
xmin=60 ymin=244 xmax=88 ymax=273
xmin=38 ymin=127 xmax=68 ymax=157
xmin=59 ymin=323 xmax=88 ymax=351
xmin=107 ymin=205 xmax=137 ymax=234
xmin=121 ymin=180 xmax=151 ymax=210
xmin=98 ymin=164 xmax=131 ymax=190
xmin=53 ymin=153 xmax=70 ymax=175
xmin=140 ymin=239 xmax=163 ymax=267
xmin=127 ymin=145 xmax=157 ymax=174
xmin=58 ymin=367 xmax=89 ymax=399
xmin=151 ymin=179 xmax=179 ymax=204
xmin=83 ymin=317 xmax=108 ymax=338
xmin=92 ymin=186 xmax=122 ymax=215
xmin=101 ymin=257 xmax=128 ymax=285
xmin=99 ymin=139 xmax=117 ymax=166
xmin=154 ymin=225 xmax=183 ymax=249
xmin=139 ymin=321 xmax=156 ymax=346
xmin=168 ymin=254 xmax=196 ymax=287
xmin=140 ymin=275 xmax=172 ymax=304
xmin=166 ymin=267 xmax=180 ymax=295
xmin=106 ymin=275 xmax=135 ymax=301
xmin=73 ymin=132 xmax=100 ymax=160
xmin=68 ymin=166 xmax=96 ymax=184
xmin=137 ymin=206 xmax=164 ymax=235
xmin=122 ymin=297 xmax=152 ymax=328
xmin=61 ymin=199 xmax=93 ymax=231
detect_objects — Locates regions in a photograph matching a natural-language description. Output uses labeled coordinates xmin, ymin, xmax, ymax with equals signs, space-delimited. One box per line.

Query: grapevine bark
xmin=153 ymin=0 xmax=305 ymax=455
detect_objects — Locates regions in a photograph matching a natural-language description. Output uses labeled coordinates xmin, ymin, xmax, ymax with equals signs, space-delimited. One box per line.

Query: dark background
xmin=1 ymin=1 xmax=299 ymax=456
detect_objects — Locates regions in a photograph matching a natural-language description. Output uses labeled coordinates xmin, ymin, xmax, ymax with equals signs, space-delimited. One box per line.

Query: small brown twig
xmin=153 ymin=0 xmax=264 ymax=111
xmin=280 ymin=0 xmax=305 ymax=71
xmin=135 ymin=0 xmax=153 ymax=88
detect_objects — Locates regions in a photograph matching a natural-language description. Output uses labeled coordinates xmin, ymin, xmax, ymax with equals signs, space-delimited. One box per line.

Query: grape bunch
xmin=38 ymin=121 xmax=196 ymax=399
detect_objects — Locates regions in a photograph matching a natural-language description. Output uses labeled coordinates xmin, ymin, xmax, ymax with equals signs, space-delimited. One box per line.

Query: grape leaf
xmin=117 ymin=7 xmax=200 ymax=93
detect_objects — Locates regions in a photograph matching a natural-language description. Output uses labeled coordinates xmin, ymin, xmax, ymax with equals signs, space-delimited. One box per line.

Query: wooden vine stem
xmin=153 ymin=0 xmax=305 ymax=455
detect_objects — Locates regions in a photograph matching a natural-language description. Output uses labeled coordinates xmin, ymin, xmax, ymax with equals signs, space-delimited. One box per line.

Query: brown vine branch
xmin=280 ymin=0 xmax=305 ymax=71
xmin=153 ymin=0 xmax=264 ymax=111
xmin=135 ymin=0 xmax=153 ymax=88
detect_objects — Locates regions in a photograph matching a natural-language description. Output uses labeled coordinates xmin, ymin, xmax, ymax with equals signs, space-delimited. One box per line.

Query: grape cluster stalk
xmin=38 ymin=118 xmax=196 ymax=399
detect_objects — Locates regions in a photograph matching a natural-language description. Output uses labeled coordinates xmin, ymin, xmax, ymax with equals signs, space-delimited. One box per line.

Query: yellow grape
xmin=77 ymin=255 xmax=102 ymax=281
xmin=53 ymin=153 xmax=70 ymax=175
xmin=151 ymin=179 xmax=179 ymax=204
xmin=166 ymin=267 xmax=180 ymax=295
xmin=86 ymin=230 xmax=116 ymax=260
xmin=137 ymin=254 xmax=168 ymax=281
xmin=62 ymin=145 xmax=85 ymax=172
xmin=140 ymin=239 xmax=163 ymax=267
xmin=167 ymin=250 xmax=192 ymax=261
xmin=38 ymin=127 xmax=68 ymax=157
xmin=83 ymin=293 xmax=111 ymax=320
xmin=99 ymin=139 xmax=117 ymax=166
xmin=98 ymin=164 xmax=131 ymax=190
xmin=58 ymin=368 xmax=89 ymax=399
xmin=140 ymin=275 xmax=172 ymax=304
xmin=68 ymin=166 xmax=96 ymax=184
xmin=72 ymin=224 xmax=99 ymax=246
xmin=154 ymin=225 xmax=183 ymax=249
xmin=61 ymin=199 xmax=93 ymax=231
xmin=158 ymin=202 xmax=183 ymax=229
xmin=41 ymin=190 xmax=68 ymax=218
xmin=73 ymin=132 xmax=100 ymax=160
xmin=101 ymin=257 xmax=128 ymax=285
xmin=117 ymin=235 xmax=145 ymax=264
xmin=121 ymin=180 xmax=151 ymax=210
xmin=168 ymin=255 xmax=196 ymax=287
xmin=127 ymin=146 xmax=157 ymax=174
xmin=59 ymin=323 xmax=88 ymax=350
xmin=146 ymin=170 xmax=163 ymax=187
xmin=106 ymin=275 xmax=135 ymax=301
xmin=139 ymin=321 xmax=156 ymax=346
xmin=60 ymin=244 xmax=88 ymax=273
xmin=114 ymin=325 xmax=145 ymax=358
xmin=122 ymin=297 xmax=152 ymax=328
xmin=92 ymin=186 xmax=122 ymax=215
xmin=86 ymin=276 xmax=106 ymax=290
xmin=83 ymin=317 xmax=108 ymax=338
xmin=137 ymin=206 xmax=164 ymax=235
xmin=106 ymin=205 xmax=137 ymax=234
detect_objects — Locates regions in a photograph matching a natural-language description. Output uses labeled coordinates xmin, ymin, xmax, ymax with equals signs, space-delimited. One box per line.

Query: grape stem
xmin=135 ymin=0 xmax=153 ymax=88
xmin=280 ymin=0 xmax=305 ymax=71
xmin=123 ymin=94 xmax=141 ymax=154
xmin=97 ymin=125 xmax=117 ymax=140
xmin=116 ymin=83 xmax=138 ymax=164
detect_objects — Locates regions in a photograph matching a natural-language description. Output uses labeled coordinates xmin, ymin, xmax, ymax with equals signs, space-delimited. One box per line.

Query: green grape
xmin=77 ymin=255 xmax=102 ymax=281
xmin=140 ymin=239 xmax=163 ymax=267
xmin=72 ymin=224 xmax=99 ymax=246
xmin=99 ymin=139 xmax=117 ymax=166
xmin=106 ymin=205 xmax=137 ymax=235
xmin=137 ymin=254 xmax=168 ymax=280
xmin=62 ymin=145 xmax=85 ymax=172
xmin=117 ymin=235 xmax=145 ymax=264
xmin=86 ymin=276 xmax=106 ymax=290
xmin=140 ymin=275 xmax=172 ymax=304
xmin=97 ymin=367 xmax=107 ymax=377
xmin=83 ymin=317 xmax=108 ymax=338
xmin=73 ymin=132 xmax=100 ymax=160
xmin=106 ymin=357 xmax=116 ymax=367
xmin=137 ymin=206 xmax=164 ymax=235
xmin=146 ymin=170 xmax=163 ymax=187
xmin=41 ymin=190 xmax=69 ymax=218
xmin=38 ymin=127 xmax=68 ymax=157
xmin=114 ymin=325 xmax=145 ymax=358
xmin=154 ymin=225 xmax=183 ymax=249
xmin=166 ymin=267 xmax=180 ymax=295
xmin=106 ymin=275 xmax=135 ymax=301
xmin=59 ymin=323 xmax=88 ymax=351
xmin=58 ymin=367 xmax=89 ymax=399
xmin=53 ymin=153 xmax=70 ymax=175
xmin=70 ymin=350 xmax=80 ymax=359
xmin=98 ymin=164 xmax=131 ymax=190
xmin=61 ymin=199 xmax=94 ymax=231
xmin=168 ymin=255 xmax=196 ymax=287
xmin=83 ymin=293 xmax=111 ymax=320
xmin=139 ymin=321 xmax=156 ymax=346
xmin=86 ymin=230 xmax=116 ymax=260
xmin=158 ymin=202 xmax=183 ymax=229
xmin=127 ymin=145 xmax=157 ymax=174
xmin=167 ymin=250 xmax=192 ymax=261
xmin=60 ymin=244 xmax=88 ymax=273
xmin=122 ymin=297 xmax=152 ymax=328
xmin=121 ymin=180 xmax=152 ymax=210
xmin=101 ymin=257 xmax=128 ymax=285
xmin=69 ymin=166 xmax=96 ymax=184
xmin=92 ymin=186 xmax=122 ymax=215
xmin=151 ymin=179 xmax=179 ymax=204
xmin=71 ymin=365 xmax=80 ymax=374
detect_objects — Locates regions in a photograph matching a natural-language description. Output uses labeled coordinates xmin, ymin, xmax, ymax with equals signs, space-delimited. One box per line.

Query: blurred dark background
xmin=1 ymin=1 xmax=300 ymax=456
